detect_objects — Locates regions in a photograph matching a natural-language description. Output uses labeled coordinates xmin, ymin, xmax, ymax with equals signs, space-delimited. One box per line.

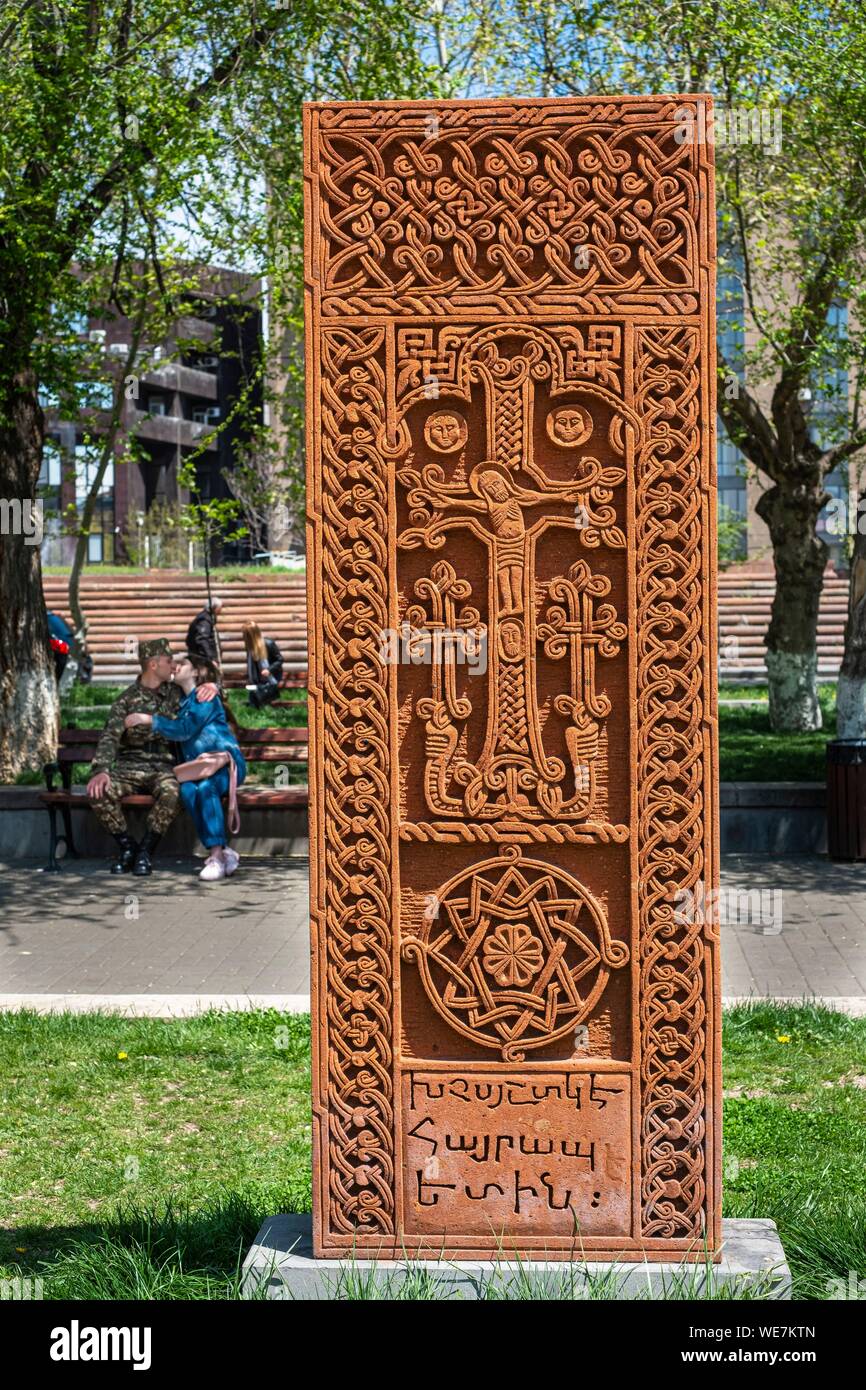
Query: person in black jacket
xmin=186 ymin=596 xmax=223 ymax=668
xmin=242 ymin=620 xmax=283 ymax=708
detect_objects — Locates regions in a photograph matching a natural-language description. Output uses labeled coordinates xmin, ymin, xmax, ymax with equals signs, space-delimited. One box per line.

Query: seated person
xmin=125 ymin=653 xmax=246 ymax=883
xmin=243 ymin=620 xmax=283 ymax=709
xmin=86 ymin=638 xmax=216 ymax=876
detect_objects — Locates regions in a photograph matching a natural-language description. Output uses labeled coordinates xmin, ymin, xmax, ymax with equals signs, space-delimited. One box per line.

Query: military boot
xmin=110 ymin=834 xmax=138 ymax=875
xmin=133 ymin=831 xmax=161 ymax=877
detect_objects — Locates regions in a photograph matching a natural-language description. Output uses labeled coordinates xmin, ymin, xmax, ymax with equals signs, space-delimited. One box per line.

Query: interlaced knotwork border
xmin=314 ymin=97 xmax=705 ymax=317
xmin=317 ymin=325 xmax=395 ymax=1235
xmin=635 ymin=324 xmax=708 ymax=1238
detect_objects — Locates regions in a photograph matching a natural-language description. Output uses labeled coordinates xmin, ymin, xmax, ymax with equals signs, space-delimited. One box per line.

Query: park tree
xmin=0 ymin=0 xmax=427 ymax=780
xmin=839 ymin=518 xmax=866 ymax=736
xmin=425 ymin=0 xmax=866 ymax=732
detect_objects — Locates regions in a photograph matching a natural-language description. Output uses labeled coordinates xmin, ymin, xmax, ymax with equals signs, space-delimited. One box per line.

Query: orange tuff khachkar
xmin=304 ymin=95 xmax=719 ymax=1261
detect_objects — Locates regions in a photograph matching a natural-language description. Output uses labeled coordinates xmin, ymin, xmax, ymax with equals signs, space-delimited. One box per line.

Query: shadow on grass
xmin=5 ymin=1191 xmax=312 ymax=1301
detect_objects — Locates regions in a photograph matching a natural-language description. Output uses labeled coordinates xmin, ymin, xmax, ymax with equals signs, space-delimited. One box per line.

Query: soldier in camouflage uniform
xmin=86 ymin=638 xmax=216 ymax=876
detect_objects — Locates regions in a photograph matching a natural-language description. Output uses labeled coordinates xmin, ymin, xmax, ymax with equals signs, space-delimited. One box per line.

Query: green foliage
xmin=718 ymin=684 xmax=835 ymax=779
xmin=718 ymin=502 xmax=748 ymax=570
xmin=0 ymin=0 xmax=434 ymax=490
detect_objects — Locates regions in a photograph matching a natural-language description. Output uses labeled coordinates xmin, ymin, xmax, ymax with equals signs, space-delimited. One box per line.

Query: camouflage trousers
xmin=90 ymin=764 xmax=181 ymax=837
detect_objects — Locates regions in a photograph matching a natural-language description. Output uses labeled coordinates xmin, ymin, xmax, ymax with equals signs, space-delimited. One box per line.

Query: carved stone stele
xmin=304 ymin=95 xmax=720 ymax=1261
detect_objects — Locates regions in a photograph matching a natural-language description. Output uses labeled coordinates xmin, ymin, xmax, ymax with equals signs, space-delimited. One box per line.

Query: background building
xmin=39 ymin=268 xmax=262 ymax=566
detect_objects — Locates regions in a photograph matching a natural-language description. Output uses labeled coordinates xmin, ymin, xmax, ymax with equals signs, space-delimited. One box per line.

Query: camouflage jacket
xmin=91 ymin=679 xmax=182 ymax=775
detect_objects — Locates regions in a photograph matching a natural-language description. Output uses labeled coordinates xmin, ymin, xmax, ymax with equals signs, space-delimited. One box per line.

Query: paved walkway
xmin=0 ymin=856 xmax=310 ymax=999
xmin=0 ymin=854 xmax=864 ymax=1012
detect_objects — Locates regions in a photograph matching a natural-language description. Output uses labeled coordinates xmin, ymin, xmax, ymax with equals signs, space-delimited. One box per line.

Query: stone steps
xmin=43 ymin=565 xmax=852 ymax=686
xmin=717 ymin=566 xmax=848 ymax=682
xmin=43 ymin=572 xmax=309 ymax=685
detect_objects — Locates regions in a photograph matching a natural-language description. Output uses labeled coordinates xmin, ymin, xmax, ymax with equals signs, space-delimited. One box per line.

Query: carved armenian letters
xmin=305 ymin=96 xmax=720 ymax=1259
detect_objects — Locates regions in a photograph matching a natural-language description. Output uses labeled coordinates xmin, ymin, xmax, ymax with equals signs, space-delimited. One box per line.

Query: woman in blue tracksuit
xmin=124 ymin=654 xmax=246 ymax=881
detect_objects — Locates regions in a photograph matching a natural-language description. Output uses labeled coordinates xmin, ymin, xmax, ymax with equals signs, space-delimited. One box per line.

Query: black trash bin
xmin=826 ymin=739 xmax=866 ymax=861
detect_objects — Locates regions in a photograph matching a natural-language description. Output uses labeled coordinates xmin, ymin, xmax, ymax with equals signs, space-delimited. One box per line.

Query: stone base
xmin=241 ymin=1214 xmax=791 ymax=1300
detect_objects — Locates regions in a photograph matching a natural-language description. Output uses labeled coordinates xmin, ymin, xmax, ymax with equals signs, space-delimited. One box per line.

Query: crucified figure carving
xmin=427 ymin=463 xmax=589 ymax=615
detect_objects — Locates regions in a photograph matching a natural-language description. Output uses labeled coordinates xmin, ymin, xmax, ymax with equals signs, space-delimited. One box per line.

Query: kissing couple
xmin=122 ymin=651 xmax=246 ymax=882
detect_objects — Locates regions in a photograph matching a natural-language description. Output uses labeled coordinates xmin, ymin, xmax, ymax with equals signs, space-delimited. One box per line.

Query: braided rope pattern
xmin=498 ymin=662 xmax=529 ymax=750
xmin=495 ymin=387 xmax=523 ymax=470
xmin=320 ymin=326 xmax=395 ymax=1236
xmin=400 ymin=820 xmax=630 ymax=844
xmin=635 ymin=324 xmax=707 ymax=1239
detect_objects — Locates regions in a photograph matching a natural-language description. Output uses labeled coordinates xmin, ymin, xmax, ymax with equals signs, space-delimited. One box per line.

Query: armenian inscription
xmin=305 ymin=96 xmax=720 ymax=1261
xmin=404 ymin=1070 xmax=631 ymax=1236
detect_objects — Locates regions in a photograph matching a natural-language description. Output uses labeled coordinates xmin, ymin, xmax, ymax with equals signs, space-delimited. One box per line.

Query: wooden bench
xmin=41 ymin=727 xmax=310 ymax=871
xmin=274 ymin=670 xmax=308 ymax=707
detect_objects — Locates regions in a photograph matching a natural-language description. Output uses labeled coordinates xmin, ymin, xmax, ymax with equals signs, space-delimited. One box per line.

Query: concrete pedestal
xmin=241 ymin=1213 xmax=791 ymax=1300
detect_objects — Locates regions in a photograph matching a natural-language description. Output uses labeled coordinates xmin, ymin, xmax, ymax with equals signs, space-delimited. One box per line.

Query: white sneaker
xmin=199 ymin=851 xmax=226 ymax=882
xmin=223 ymin=849 xmax=240 ymax=877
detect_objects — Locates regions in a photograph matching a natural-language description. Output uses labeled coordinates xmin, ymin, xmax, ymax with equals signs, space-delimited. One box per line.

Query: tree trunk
xmin=67 ymin=301 xmax=147 ymax=675
xmin=66 ymin=529 xmax=89 ymax=685
xmin=838 ymin=510 xmax=866 ymax=738
xmin=756 ymin=478 xmax=828 ymax=732
xmin=0 ymin=362 xmax=58 ymax=779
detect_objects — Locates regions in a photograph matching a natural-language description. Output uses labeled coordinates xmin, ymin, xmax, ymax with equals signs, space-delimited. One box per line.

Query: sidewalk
xmin=0 ymin=856 xmax=310 ymax=1001
xmin=0 ymin=854 xmax=864 ymax=1013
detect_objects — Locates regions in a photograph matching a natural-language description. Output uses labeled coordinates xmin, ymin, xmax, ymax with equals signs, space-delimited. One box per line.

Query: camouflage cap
xmin=138 ymin=638 xmax=173 ymax=662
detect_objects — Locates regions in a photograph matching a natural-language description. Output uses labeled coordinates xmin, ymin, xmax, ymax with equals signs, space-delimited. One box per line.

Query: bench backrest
xmin=55 ymin=725 xmax=308 ymax=767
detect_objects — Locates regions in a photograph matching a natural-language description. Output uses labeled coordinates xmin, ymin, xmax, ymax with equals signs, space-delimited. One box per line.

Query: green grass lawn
xmin=1 ymin=1003 xmax=864 ymax=1299
xmin=717 ymin=684 xmax=835 ymax=782
xmin=15 ymin=680 xmax=833 ymax=787
xmin=0 ymin=1010 xmax=311 ymax=1299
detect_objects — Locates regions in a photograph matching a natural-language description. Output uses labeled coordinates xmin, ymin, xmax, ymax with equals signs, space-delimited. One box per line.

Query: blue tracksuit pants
xmin=179 ymin=766 xmax=232 ymax=849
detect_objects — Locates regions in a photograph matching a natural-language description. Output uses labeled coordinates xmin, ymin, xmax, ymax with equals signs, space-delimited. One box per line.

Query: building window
xmin=716 ymin=246 xmax=748 ymax=561
xmin=38 ymin=446 xmax=62 ymax=489
xmin=87 ymin=533 xmax=103 ymax=563
xmin=77 ymin=380 xmax=114 ymax=409
xmin=74 ymin=443 xmax=112 ymax=499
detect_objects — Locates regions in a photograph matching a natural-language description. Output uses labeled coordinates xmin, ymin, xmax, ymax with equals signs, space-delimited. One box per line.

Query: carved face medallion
xmin=498 ymin=620 xmax=523 ymax=662
xmin=425 ymin=411 xmax=467 ymax=452
xmin=547 ymin=404 xmax=592 ymax=447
